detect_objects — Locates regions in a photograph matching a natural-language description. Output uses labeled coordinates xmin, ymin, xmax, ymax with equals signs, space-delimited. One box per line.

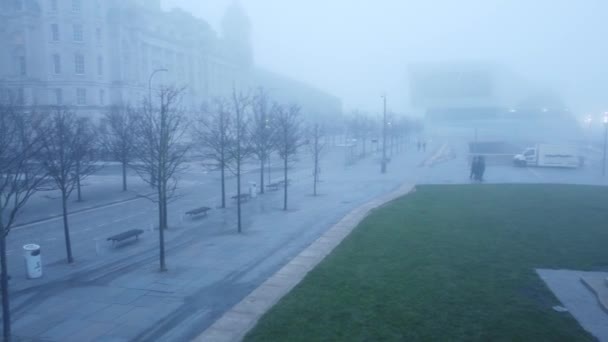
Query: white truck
xmin=513 ymin=144 xmax=583 ymax=168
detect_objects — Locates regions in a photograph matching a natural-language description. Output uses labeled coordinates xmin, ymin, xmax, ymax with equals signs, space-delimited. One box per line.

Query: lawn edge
xmin=192 ymin=182 xmax=415 ymax=342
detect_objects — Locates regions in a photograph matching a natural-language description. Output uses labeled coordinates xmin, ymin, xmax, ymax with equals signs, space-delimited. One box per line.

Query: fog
xmin=163 ymin=0 xmax=608 ymax=115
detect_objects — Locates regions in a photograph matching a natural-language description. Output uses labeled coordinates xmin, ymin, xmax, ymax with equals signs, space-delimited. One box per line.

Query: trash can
xmin=23 ymin=244 xmax=42 ymax=279
xmin=249 ymin=182 xmax=258 ymax=198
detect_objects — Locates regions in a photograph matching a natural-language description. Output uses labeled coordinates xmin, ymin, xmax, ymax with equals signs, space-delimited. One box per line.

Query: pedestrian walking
xmin=478 ymin=156 xmax=486 ymax=181
xmin=470 ymin=156 xmax=478 ymax=180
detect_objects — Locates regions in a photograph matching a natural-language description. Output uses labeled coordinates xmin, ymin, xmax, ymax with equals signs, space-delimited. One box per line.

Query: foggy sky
xmin=163 ymin=0 xmax=608 ymax=116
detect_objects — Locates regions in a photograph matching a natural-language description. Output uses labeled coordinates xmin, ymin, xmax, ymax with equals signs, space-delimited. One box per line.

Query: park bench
xmin=185 ymin=206 xmax=211 ymax=217
xmin=266 ymin=183 xmax=280 ymax=191
xmin=231 ymin=193 xmax=251 ymax=203
xmin=277 ymin=179 xmax=291 ymax=187
xmin=107 ymin=229 xmax=144 ymax=246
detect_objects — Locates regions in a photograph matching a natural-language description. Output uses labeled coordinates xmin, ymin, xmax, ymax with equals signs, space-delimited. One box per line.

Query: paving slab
xmin=581 ymin=274 xmax=608 ymax=313
xmin=537 ymin=269 xmax=608 ymax=341
xmin=87 ymin=304 xmax=135 ymax=323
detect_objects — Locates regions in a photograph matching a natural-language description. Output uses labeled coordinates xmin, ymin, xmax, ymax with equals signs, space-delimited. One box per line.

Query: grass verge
xmin=245 ymin=184 xmax=608 ymax=341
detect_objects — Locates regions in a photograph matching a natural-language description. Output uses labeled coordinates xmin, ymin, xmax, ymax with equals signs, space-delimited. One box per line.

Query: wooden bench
xmin=231 ymin=193 xmax=251 ymax=203
xmin=277 ymin=179 xmax=291 ymax=187
xmin=107 ymin=229 xmax=144 ymax=246
xmin=185 ymin=206 xmax=211 ymax=217
xmin=266 ymin=183 xmax=280 ymax=191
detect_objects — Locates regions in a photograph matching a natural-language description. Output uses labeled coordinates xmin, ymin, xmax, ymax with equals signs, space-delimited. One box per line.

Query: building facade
xmin=0 ymin=0 xmax=341 ymax=118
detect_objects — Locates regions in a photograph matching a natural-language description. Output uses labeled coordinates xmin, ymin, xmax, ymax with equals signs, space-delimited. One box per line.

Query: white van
xmin=513 ymin=144 xmax=583 ymax=168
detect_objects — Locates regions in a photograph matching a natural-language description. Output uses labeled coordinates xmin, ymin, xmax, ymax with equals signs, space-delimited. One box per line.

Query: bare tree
xmin=250 ymin=88 xmax=275 ymax=194
xmin=73 ymin=118 xmax=98 ymax=202
xmin=224 ymin=88 xmax=252 ymax=233
xmin=0 ymin=104 xmax=47 ymax=341
xmin=308 ymin=123 xmax=326 ymax=196
xmin=38 ymin=107 xmax=97 ymax=263
xmin=192 ymin=98 xmax=232 ymax=208
xmin=131 ymin=86 xmax=189 ymax=271
xmin=100 ymin=105 xmax=138 ymax=191
xmin=273 ymin=103 xmax=303 ymax=211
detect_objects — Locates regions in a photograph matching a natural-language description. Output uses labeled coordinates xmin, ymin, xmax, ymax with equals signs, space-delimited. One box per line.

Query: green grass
xmin=245 ymin=184 xmax=608 ymax=342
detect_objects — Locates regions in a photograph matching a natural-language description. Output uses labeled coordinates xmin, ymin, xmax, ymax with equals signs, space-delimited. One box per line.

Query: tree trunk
xmin=237 ymin=164 xmax=242 ymax=233
xmin=122 ymin=160 xmax=127 ymax=192
xmin=76 ymin=162 xmax=82 ymax=202
xmin=259 ymin=157 xmax=265 ymax=194
xmin=158 ymin=180 xmax=166 ymax=271
xmin=268 ymin=155 xmax=271 ymax=184
xmin=283 ymin=157 xmax=288 ymax=211
xmin=61 ymin=190 xmax=74 ymax=263
xmin=220 ymin=159 xmax=226 ymax=209
xmin=0 ymin=225 xmax=11 ymax=342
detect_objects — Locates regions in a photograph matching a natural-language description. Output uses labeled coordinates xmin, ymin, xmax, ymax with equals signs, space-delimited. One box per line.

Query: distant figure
xmin=422 ymin=141 xmax=427 ymax=152
xmin=478 ymin=156 xmax=486 ymax=181
xmin=470 ymin=156 xmax=478 ymax=180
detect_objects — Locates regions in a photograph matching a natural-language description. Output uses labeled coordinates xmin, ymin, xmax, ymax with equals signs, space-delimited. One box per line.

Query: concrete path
xmin=537 ymin=269 xmax=608 ymax=342
xmin=194 ymin=182 xmax=415 ymax=342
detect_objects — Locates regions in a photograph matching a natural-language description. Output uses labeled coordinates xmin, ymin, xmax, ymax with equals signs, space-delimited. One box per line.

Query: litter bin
xmin=249 ymin=182 xmax=258 ymax=198
xmin=23 ymin=244 xmax=42 ymax=279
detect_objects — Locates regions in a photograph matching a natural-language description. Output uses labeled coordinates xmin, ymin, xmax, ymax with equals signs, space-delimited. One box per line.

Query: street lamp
xmin=147 ymin=68 xmax=168 ymax=188
xmin=148 ymin=68 xmax=168 ymax=108
xmin=381 ymin=94 xmax=387 ymax=174
xmin=603 ymin=113 xmax=608 ymax=176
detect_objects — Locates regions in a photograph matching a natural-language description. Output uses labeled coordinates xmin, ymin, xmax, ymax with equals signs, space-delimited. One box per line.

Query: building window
xmin=73 ymin=24 xmax=83 ymax=42
xmin=50 ymin=0 xmax=58 ymax=11
xmin=96 ymin=56 xmax=103 ymax=76
xmin=72 ymin=0 xmax=81 ymax=12
xmin=18 ymin=56 xmax=26 ymax=76
xmin=51 ymin=24 xmax=59 ymax=41
xmin=54 ymin=88 xmax=62 ymax=105
xmin=99 ymin=89 xmax=105 ymax=106
xmin=97 ymin=56 xmax=103 ymax=75
xmin=76 ymin=88 xmax=86 ymax=105
xmin=74 ymin=53 xmax=84 ymax=74
xmin=52 ymin=54 xmax=61 ymax=74
xmin=17 ymin=88 xmax=25 ymax=105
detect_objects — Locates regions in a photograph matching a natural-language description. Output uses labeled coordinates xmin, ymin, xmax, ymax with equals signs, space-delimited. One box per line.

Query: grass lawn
xmin=245 ymin=184 xmax=608 ymax=341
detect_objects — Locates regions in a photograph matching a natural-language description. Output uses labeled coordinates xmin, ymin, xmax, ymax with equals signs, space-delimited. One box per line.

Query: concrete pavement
xmin=5 ymin=144 xmax=433 ymax=341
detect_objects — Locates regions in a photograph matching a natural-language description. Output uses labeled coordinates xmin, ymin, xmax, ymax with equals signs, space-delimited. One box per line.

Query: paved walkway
xmin=537 ymin=269 xmax=608 ymax=342
xmin=194 ymin=182 xmax=415 ymax=342
xmin=7 ymin=145 xmax=435 ymax=341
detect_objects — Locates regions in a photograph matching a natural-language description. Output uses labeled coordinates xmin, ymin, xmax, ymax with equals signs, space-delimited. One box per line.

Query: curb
xmin=193 ymin=182 xmax=415 ymax=342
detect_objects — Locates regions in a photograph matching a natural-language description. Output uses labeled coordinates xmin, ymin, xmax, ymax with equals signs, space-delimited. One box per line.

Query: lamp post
xmin=148 ymin=68 xmax=168 ymax=108
xmin=603 ymin=114 xmax=608 ymax=176
xmin=381 ymin=95 xmax=387 ymax=174
xmin=147 ymin=68 xmax=168 ymax=189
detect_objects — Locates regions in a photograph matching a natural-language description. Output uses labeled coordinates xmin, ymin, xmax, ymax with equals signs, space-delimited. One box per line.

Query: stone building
xmin=0 ymin=0 xmax=341 ymax=118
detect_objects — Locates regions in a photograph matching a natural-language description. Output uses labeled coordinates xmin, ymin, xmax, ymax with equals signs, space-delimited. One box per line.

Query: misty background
xmin=163 ymin=0 xmax=608 ymax=117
